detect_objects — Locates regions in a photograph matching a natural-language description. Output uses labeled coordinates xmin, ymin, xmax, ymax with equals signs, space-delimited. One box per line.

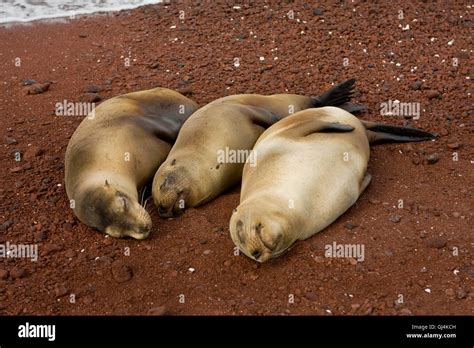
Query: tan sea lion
xmin=229 ymin=106 xmax=436 ymax=262
xmin=65 ymin=87 xmax=198 ymax=239
xmin=153 ymin=79 xmax=359 ymax=217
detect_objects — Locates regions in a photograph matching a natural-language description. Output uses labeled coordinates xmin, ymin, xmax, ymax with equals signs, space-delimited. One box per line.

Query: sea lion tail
xmin=312 ymin=79 xmax=356 ymax=107
xmin=363 ymin=121 xmax=438 ymax=145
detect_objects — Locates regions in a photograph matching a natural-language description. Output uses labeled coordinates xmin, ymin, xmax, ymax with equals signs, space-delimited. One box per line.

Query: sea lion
xmin=229 ymin=106 xmax=436 ymax=262
xmin=153 ymin=79 xmax=359 ymax=217
xmin=65 ymin=87 xmax=198 ymax=239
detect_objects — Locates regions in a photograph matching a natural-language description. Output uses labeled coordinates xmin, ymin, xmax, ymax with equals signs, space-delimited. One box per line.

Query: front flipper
xmin=123 ymin=114 xmax=181 ymax=144
xmin=359 ymin=172 xmax=372 ymax=195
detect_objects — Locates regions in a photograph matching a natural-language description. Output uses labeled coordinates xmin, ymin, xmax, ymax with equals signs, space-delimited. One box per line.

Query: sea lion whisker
xmin=139 ymin=186 xmax=147 ymax=206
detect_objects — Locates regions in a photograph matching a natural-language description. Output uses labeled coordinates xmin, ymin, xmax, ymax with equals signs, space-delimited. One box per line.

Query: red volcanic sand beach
xmin=0 ymin=1 xmax=472 ymax=315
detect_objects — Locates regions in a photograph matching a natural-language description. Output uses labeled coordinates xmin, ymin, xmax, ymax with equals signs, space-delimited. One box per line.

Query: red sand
xmin=0 ymin=1 xmax=472 ymax=315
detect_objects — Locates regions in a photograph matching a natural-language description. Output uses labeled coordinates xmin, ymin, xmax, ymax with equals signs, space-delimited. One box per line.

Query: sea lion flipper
xmin=283 ymin=120 xmax=355 ymax=138
xmin=317 ymin=122 xmax=355 ymax=133
xmin=363 ymin=121 xmax=437 ymax=144
xmin=129 ymin=114 xmax=179 ymax=144
xmin=248 ymin=107 xmax=280 ymax=128
xmin=338 ymin=102 xmax=369 ymax=115
xmin=359 ymin=172 xmax=372 ymax=194
xmin=312 ymin=79 xmax=356 ymax=107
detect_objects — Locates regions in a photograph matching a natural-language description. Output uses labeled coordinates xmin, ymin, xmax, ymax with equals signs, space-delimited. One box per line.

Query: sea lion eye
xmin=236 ymin=220 xmax=245 ymax=244
xmin=115 ymin=191 xmax=129 ymax=211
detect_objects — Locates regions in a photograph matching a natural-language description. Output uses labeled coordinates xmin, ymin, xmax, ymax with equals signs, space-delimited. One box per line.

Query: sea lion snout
xmin=80 ymin=184 xmax=153 ymax=240
xmin=105 ymin=221 xmax=151 ymax=240
xmin=122 ymin=221 xmax=152 ymax=240
xmin=155 ymin=188 xmax=186 ymax=218
xmin=153 ymin=167 xmax=191 ymax=217
xmin=230 ymin=212 xmax=284 ymax=263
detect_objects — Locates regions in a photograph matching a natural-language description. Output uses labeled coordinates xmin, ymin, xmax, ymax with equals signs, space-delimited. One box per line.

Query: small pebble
xmin=42 ymin=243 xmax=63 ymax=256
xmin=344 ymin=222 xmax=358 ymax=230
xmin=0 ymin=269 xmax=9 ymax=280
xmin=0 ymin=220 xmax=14 ymax=231
xmin=445 ymin=288 xmax=455 ymax=297
xmin=54 ymin=284 xmax=69 ymax=297
xmin=148 ymin=305 xmax=168 ymax=316
xmin=426 ymin=154 xmax=440 ymax=164
xmin=426 ymin=90 xmax=440 ymax=99
xmin=10 ymin=267 xmax=26 ymax=279
xmin=313 ymin=7 xmax=324 ymax=15
xmin=83 ymin=85 xmax=102 ymax=93
xmin=111 ymin=261 xmax=133 ymax=283
xmin=410 ymin=81 xmax=423 ymax=90
xmin=447 ymin=142 xmax=460 ymax=149
xmin=389 ymin=215 xmax=402 ymax=223
xmin=4 ymin=136 xmax=17 ymax=145
xmin=348 ymin=258 xmax=358 ymax=265
xmin=78 ymin=93 xmax=102 ymax=103
xmin=424 ymin=236 xmax=447 ymax=249
xmin=249 ymin=273 xmax=259 ymax=281
xmin=456 ymin=288 xmax=467 ymax=299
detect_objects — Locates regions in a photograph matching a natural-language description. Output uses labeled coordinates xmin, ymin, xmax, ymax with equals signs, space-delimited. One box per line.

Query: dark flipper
xmin=338 ymin=102 xmax=368 ymax=115
xmin=363 ymin=121 xmax=438 ymax=145
xmin=283 ymin=119 xmax=355 ymax=138
xmin=124 ymin=114 xmax=180 ymax=144
xmin=312 ymin=79 xmax=356 ymax=107
xmin=312 ymin=79 xmax=368 ymax=115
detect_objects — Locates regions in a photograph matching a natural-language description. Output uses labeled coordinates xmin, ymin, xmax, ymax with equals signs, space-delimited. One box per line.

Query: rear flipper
xmin=338 ymin=103 xmax=368 ymax=115
xmin=312 ymin=79 xmax=356 ymax=107
xmin=312 ymin=79 xmax=368 ymax=116
xmin=363 ymin=121 xmax=437 ymax=145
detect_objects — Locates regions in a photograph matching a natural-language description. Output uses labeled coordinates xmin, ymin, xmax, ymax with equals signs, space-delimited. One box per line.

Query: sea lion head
xmin=78 ymin=181 xmax=152 ymax=240
xmin=229 ymin=203 xmax=296 ymax=263
xmin=152 ymin=158 xmax=198 ymax=218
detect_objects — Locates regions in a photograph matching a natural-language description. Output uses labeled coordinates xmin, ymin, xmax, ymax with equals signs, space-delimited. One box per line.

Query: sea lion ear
xmin=105 ymin=180 xmax=110 ymax=187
